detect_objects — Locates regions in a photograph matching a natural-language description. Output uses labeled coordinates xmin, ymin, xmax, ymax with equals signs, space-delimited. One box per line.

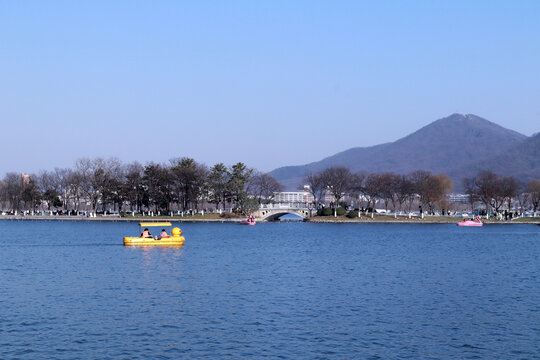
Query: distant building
xmin=449 ymin=193 xmax=469 ymax=203
xmin=21 ymin=173 xmax=31 ymax=185
xmin=273 ymin=186 xmax=314 ymax=204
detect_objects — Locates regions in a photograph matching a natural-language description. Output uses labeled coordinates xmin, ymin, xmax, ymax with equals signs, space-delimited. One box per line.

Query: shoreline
xmin=0 ymin=215 xmax=243 ymax=223
xmin=306 ymin=217 xmax=540 ymax=224
xmin=0 ymin=215 xmax=538 ymax=224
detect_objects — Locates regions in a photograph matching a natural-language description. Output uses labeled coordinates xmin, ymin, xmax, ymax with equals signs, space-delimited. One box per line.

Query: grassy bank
xmin=306 ymin=214 xmax=540 ymax=224
xmin=0 ymin=214 xmax=244 ymax=222
xmin=0 ymin=214 xmax=538 ymax=224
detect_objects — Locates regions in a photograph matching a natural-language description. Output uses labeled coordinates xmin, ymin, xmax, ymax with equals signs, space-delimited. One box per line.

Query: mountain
xmin=451 ymin=132 xmax=540 ymax=184
xmin=270 ymin=114 xmax=530 ymax=190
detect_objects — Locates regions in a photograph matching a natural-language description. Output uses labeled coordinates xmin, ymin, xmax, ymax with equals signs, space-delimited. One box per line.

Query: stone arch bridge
xmin=254 ymin=203 xmax=313 ymax=221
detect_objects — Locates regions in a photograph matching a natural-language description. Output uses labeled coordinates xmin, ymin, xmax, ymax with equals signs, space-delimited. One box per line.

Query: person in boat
xmin=160 ymin=229 xmax=170 ymax=238
xmin=140 ymin=228 xmax=152 ymax=238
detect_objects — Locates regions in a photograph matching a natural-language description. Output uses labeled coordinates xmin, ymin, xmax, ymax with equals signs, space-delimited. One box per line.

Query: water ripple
xmin=0 ymin=221 xmax=538 ymax=359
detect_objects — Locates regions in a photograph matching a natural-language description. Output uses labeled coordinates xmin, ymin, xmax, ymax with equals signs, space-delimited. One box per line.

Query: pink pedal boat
xmin=457 ymin=216 xmax=483 ymax=227
xmin=241 ymin=217 xmax=256 ymax=225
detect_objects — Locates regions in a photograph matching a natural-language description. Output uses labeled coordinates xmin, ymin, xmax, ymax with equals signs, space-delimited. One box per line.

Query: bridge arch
xmin=256 ymin=209 xmax=312 ymax=221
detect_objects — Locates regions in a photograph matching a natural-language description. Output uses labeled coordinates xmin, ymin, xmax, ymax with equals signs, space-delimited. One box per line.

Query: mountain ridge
xmin=270 ymin=113 xmax=533 ymax=190
xmin=450 ymin=132 xmax=540 ymax=183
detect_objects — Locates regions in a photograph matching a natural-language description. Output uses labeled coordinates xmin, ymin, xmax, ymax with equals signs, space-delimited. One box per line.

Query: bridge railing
xmin=259 ymin=202 xmax=312 ymax=210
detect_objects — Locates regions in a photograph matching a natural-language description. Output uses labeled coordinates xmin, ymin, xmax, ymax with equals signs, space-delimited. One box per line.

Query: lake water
xmin=0 ymin=220 xmax=539 ymax=359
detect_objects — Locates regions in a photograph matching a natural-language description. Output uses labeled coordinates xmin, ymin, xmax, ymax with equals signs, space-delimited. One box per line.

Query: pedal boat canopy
xmin=123 ymin=222 xmax=185 ymax=246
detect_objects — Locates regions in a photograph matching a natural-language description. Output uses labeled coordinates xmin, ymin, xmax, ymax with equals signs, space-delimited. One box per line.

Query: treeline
xmin=463 ymin=170 xmax=540 ymax=215
xmin=0 ymin=157 xmax=282 ymax=214
xmin=2 ymin=159 xmax=538 ymax=217
xmin=303 ymin=167 xmax=453 ymax=214
xmin=304 ymin=167 xmax=540 ymax=215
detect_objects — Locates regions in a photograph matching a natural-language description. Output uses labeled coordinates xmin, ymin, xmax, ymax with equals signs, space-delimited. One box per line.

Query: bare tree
xmin=75 ymin=158 xmax=96 ymax=213
xmin=321 ymin=167 xmax=352 ymax=215
xmin=394 ymin=174 xmax=414 ymax=213
xmin=92 ymin=158 xmax=122 ymax=213
xmin=38 ymin=170 xmax=59 ymax=193
xmin=1 ymin=173 xmax=23 ymax=210
xmin=528 ymin=179 xmax=540 ymax=216
xmin=403 ymin=173 xmax=420 ymax=213
xmin=422 ymin=174 xmax=453 ymax=214
xmin=53 ymin=168 xmax=70 ymax=209
xmin=38 ymin=170 xmax=61 ymax=211
xmin=363 ymin=173 xmax=383 ymax=215
xmin=302 ymin=172 xmax=327 ymax=209
xmin=377 ymin=172 xmax=397 ymax=212
xmin=38 ymin=168 xmax=71 ymax=211
xmin=122 ymin=162 xmax=145 ymax=212
xmin=21 ymin=174 xmax=41 ymax=212
xmin=473 ymin=170 xmax=499 ymax=217
xmin=64 ymin=169 xmax=85 ymax=212
xmin=409 ymin=170 xmax=432 ymax=212
xmin=463 ymin=177 xmax=479 ymax=212
xmin=515 ymin=181 xmax=529 ymax=216
xmin=488 ymin=182 xmax=506 ymax=214
xmin=501 ymin=176 xmax=518 ymax=212
xmin=75 ymin=157 xmax=122 ymax=215
xmin=348 ymin=172 xmax=366 ymax=211
xmin=249 ymin=172 xmax=283 ymax=204
xmin=0 ymin=178 xmax=5 ymax=209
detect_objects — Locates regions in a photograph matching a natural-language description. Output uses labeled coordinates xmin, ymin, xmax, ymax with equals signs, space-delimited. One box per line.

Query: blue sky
xmin=1 ymin=1 xmax=539 ymax=175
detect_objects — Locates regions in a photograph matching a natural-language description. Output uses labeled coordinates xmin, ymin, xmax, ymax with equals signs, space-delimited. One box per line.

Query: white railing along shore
xmin=259 ymin=203 xmax=312 ymax=210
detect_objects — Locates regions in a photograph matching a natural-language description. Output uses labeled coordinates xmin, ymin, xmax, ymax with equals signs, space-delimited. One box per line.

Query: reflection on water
xmin=135 ymin=245 xmax=185 ymax=269
xmin=0 ymin=220 xmax=539 ymax=359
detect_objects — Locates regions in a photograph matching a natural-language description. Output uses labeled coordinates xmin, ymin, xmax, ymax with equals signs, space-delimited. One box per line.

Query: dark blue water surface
xmin=0 ymin=221 xmax=539 ymax=359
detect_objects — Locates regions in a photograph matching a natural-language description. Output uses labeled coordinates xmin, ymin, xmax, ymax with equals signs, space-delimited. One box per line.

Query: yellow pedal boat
xmin=123 ymin=222 xmax=185 ymax=246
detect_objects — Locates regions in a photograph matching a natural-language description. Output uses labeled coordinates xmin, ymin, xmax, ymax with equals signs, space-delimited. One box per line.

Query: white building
xmin=449 ymin=193 xmax=469 ymax=203
xmin=273 ymin=186 xmax=314 ymax=204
